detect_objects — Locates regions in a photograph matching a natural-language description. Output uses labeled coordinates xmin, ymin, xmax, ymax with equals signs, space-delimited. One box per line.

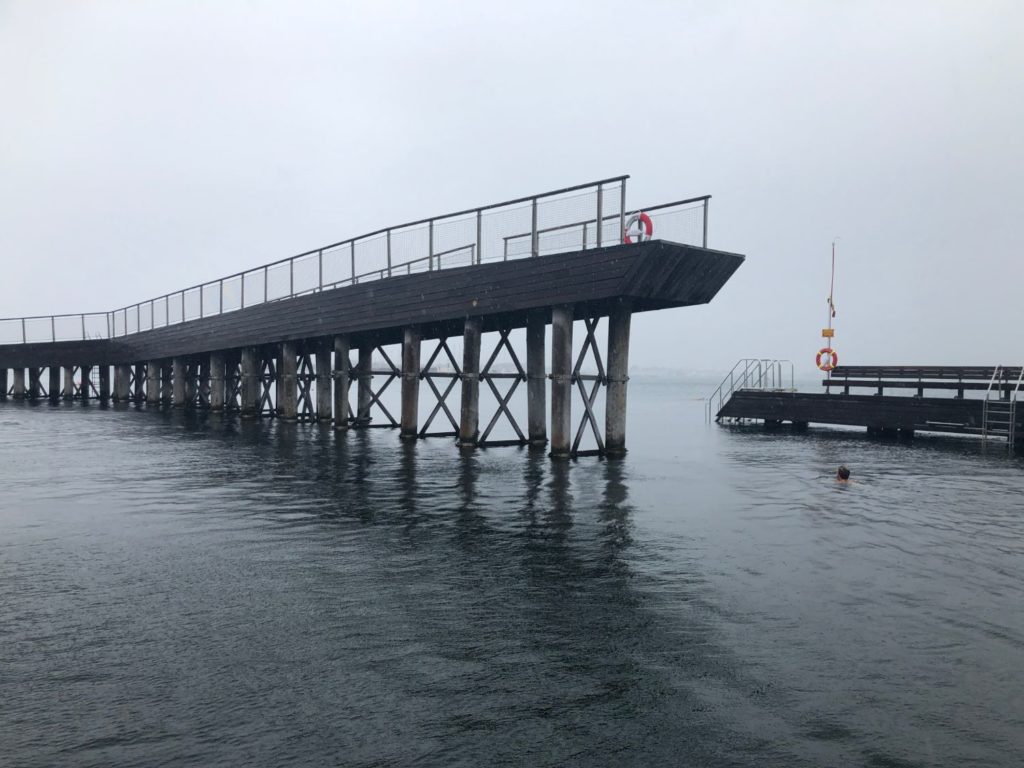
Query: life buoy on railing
xmin=816 ymin=347 xmax=838 ymax=372
xmin=624 ymin=212 xmax=653 ymax=244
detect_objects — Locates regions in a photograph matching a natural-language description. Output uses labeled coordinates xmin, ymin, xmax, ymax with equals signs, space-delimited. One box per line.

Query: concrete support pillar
xmin=98 ymin=366 xmax=110 ymax=402
xmin=0 ymin=368 xmax=7 ymax=400
xmin=184 ymin=361 xmax=198 ymax=407
xmin=113 ymin=365 xmax=130 ymax=402
xmin=12 ymin=368 xmax=25 ymax=400
xmin=240 ymin=347 xmax=259 ymax=418
xmin=47 ymin=367 xmax=60 ymax=401
xmin=146 ymin=362 xmax=161 ymax=405
xmin=172 ymin=357 xmax=186 ymax=407
xmin=550 ymin=306 xmax=574 ymax=457
xmin=605 ymin=303 xmax=632 ymax=457
xmin=278 ymin=342 xmax=297 ymax=421
xmin=333 ymin=336 xmax=351 ymax=430
xmin=527 ymin=310 xmax=548 ymax=446
xmin=80 ymin=365 xmax=91 ymax=401
xmin=197 ymin=356 xmax=210 ymax=409
xmin=209 ymin=352 xmax=225 ymax=411
xmin=316 ymin=341 xmax=332 ymax=423
xmin=400 ymin=327 xmax=422 ymax=440
xmin=63 ymin=366 xmax=74 ymax=400
xmin=28 ymin=368 xmax=41 ymax=399
xmin=459 ymin=317 xmax=482 ymax=446
xmin=356 ymin=345 xmax=373 ymax=426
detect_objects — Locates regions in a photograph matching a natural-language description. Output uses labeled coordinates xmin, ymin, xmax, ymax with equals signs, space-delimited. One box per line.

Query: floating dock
xmin=713 ymin=363 xmax=1023 ymax=450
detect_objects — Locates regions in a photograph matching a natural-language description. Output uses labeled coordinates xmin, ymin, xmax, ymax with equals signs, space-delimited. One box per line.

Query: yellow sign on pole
xmin=821 ymin=328 xmax=835 ymax=338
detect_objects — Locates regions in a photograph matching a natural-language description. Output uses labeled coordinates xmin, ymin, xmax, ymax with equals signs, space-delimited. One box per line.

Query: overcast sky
xmin=1 ymin=1 xmax=1021 ymax=376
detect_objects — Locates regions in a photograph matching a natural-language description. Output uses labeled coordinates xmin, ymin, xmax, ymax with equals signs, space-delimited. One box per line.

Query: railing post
xmin=264 ymin=266 xmax=268 ymax=302
xmin=582 ymin=222 xmax=588 ymax=249
xmin=136 ymin=303 xmax=140 ymax=330
xmin=200 ymin=288 xmax=204 ymax=319
xmin=428 ymin=220 xmax=434 ymax=271
xmin=703 ymin=198 xmax=709 ymax=248
xmin=241 ymin=274 xmax=246 ymax=308
xmin=596 ymin=183 xmax=604 ymax=248
xmin=386 ymin=230 xmax=392 ymax=277
xmin=317 ymin=250 xmax=323 ymax=291
xmin=181 ymin=291 xmax=186 ymax=322
xmin=81 ymin=313 xmax=86 ymax=340
xmin=289 ymin=259 xmax=294 ymax=297
xmin=51 ymin=316 xmax=55 ymax=342
xmin=619 ymin=178 xmax=627 ymax=244
xmin=150 ymin=300 xmax=155 ymax=329
xmin=165 ymin=297 xmax=170 ymax=326
xmin=350 ymin=241 xmax=356 ymax=283
xmin=531 ymin=198 xmax=539 ymax=257
xmin=475 ymin=209 xmax=482 ymax=264
xmin=219 ymin=279 xmax=224 ymax=313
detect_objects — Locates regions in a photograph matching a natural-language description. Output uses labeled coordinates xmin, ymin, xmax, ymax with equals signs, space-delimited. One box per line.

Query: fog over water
xmin=1 ymin=2 xmax=1022 ymax=374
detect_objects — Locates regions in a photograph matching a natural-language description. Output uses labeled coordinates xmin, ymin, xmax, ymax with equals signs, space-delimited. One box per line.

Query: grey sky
xmin=1 ymin=1 xmax=1021 ymax=377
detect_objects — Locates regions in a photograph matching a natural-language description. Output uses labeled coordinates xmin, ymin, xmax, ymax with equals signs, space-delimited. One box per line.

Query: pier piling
xmin=240 ymin=347 xmax=259 ymax=418
xmin=605 ymin=303 xmax=632 ymax=456
xmin=400 ymin=327 xmax=422 ymax=440
xmin=279 ymin=342 xmax=298 ymax=421
xmin=333 ymin=337 xmax=351 ymax=430
xmin=13 ymin=368 xmax=25 ymax=400
xmin=48 ymin=366 xmax=60 ymax=401
xmin=356 ymin=346 xmax=372 ymax=426
xmin=147 ymin=362 xmax=160 ymax=405
xmin=173 ymin=358 xmax=186 ymax=406
xmin=527 ymin=311 xmax=547 ymax=446
xmin=550 ymin=306 xmax=573 ymax=457
xmin=209 ymin=352 xmax=225 ymax=411
xmin=459 ymin=318 xmax=482 ymax=446
xmin=315 ymin=342 xmax=332 ymax=423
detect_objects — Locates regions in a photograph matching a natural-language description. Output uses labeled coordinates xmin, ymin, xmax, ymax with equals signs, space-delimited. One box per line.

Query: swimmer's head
xmin=837 ymin=465 xmax=850 ymax=481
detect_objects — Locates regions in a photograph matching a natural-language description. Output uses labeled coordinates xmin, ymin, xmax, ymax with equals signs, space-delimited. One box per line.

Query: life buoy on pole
xmin=816 ymin=347 xmax=838 ymax=372
xmin=624 ymin=212 xmax=653 ymax=244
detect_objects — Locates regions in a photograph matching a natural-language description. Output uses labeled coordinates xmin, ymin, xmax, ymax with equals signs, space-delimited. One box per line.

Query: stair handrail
xmin=705 ymin=358 xmax=796 ymax=423
xmin=982 ymin=365 xmax=1002 ymax=440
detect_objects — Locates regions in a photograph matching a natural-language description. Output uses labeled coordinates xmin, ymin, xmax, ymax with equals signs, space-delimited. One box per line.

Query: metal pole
xmin=619 ymin=179 xmax=627 ymax=244
xmin=219 ymin=279 xmax=224 ymax=313
xmin=596 ymin=184 xmax=604 ymax=248
xmin=264 ymin=266 xmax=268 ymax=303
xmin=151 ymin=300 xmax=155 ymax=329
xmin=428 ymin=220 xmax=434 ymax=271
xmin=200 ymin=288 xmax=204 ymax=319
xmin=51 ymin=316 xmax=55 ymax=342
xmin=386 ymin=231 xmax=392 ymax=277
xmin=531 ymin=198 xmax=538 ymax=257
xmin=81 ymin=313 xmax=86 ymax=340
xmin=475 ymin=209 xmax=482 ymax=264
xmin=21 ymin=318 xmax=25 ymax=342
xmin=582 ymin=222 xmax=588 ymax=249
xmin=318 ymin=250 xmax=323 ymax=290
xmin=165 ymin=298 xmax=169 ymax=327
xmin=350 ymin=241 xmax=355 ymax=283
xmin=241 ymin=273 xmax=246 ymax=308
xmin=703 ymin=199 xmax=709 ymax=248
xmin=289 ymin=259 xmax=294 ymax=297
xmin=181 ymin=291 xmax=186 ymax=321
xmin=136 ymin=304 xmax=140 ymax=330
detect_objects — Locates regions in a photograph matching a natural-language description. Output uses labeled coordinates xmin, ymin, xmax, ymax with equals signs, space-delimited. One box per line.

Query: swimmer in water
xmin=836 ymin=465 xmax=851 ymax=483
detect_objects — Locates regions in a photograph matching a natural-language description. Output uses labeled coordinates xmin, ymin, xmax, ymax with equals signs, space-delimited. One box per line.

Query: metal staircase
xmin=982 ymin=366 xmax=1023 ymax=453
xmin=706 ymin=359 xmax=795 ymax=423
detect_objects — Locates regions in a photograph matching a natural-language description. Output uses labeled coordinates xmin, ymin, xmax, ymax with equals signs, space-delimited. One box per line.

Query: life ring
xmin=624 ymin=212 xmax=653 ymax=243
xmin=816 ymin=347 xmax=838 ymax=372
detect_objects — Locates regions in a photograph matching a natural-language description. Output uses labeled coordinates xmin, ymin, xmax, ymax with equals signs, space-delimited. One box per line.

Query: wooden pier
xmin=0 ymin=178 xmax=745 ymax=458
xmin=715 ymin=364 xmax=1023 ymax=449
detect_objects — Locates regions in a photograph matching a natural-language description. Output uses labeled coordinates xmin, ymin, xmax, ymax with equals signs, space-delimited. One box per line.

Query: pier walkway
xmin=0 ymin=176 xmax=744 ymax=457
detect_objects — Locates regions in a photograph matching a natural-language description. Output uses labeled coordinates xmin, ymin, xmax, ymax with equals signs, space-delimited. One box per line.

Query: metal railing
xmin=0 ymin=176 xmax=713 ymax=345
xmin=706 ymin=358 xmax=795 ymax=423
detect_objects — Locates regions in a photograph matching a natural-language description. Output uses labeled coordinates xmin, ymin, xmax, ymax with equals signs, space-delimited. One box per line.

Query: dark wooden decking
xmin=0 ymin=240 xmax=743 ymax=368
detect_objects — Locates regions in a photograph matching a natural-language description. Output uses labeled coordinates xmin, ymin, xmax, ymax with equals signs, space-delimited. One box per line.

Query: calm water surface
xmin=1 ymin=380 xmax=1022 ymax=767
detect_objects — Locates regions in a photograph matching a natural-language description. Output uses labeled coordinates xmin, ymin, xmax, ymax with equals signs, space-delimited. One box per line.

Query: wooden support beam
xmin=48 ymin=366 xmax=61 ymax=401
xmin=333 ymin=336 xmax=351 ymax=430
xmin=12 ymin=368 xmax=25 ymax=400
xmin=172 ymin=357 xmax=186 ymax=407
xmin=184 ymin=361 xmax=197 ymax=407
xmin=209 ymin=352 xmax=226 ymax=411
xmin=278 ymin=342 xmax=298 ymax=421
xmin=240 ymin=347 xmax=259 ymax=417
xmin=605 ymin=302 xmax=631 ymax=456
xmin=316 ymin=341 xmax=332 ymax=423
xmin=400 ymin=326 xmax=422 ymax=440
xmin=28 ymin=368 xmax=41 ymax=400
xmin=98 ymin=365 xmax=110 ymax=402
xmin=527 ymin=310 xmax=547 ymax=446
xmin=459 ymin=317 xmax=482 ymax=446
xmin=550 ymin=306 xmax=573 ymax=457
xmin=0 ymin=368 xmax=7 ymax=401
xmin=80 ymin=365 xmax=91 ymax=401
xmin=133 ymin=363 xmax=145 ymax=401
xmin=147 ymin=362 xmax=161 ymax=405
xmin=356 ymin=345 xmax=373 ymax=426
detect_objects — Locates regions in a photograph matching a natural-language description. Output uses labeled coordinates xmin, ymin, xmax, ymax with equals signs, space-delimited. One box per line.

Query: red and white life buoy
xmin=816 ymin=347 xmax=839 ymax=372
xmin=624 ymin=212 xmax=653 ymax=243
